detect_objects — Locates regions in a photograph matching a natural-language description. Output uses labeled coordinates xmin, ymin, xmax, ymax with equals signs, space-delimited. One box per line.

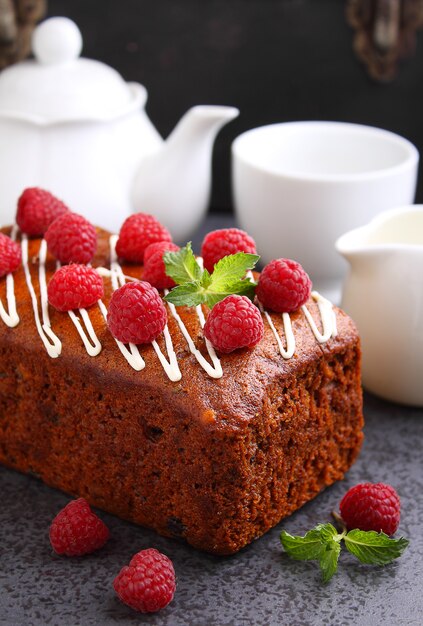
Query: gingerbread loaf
xmin=0 ymin=227 xmax=363 ymax=554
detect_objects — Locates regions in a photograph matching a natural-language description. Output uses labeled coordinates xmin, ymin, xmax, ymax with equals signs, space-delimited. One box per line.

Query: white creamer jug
xmin=336 ymin=207 xmax=423 ymax=406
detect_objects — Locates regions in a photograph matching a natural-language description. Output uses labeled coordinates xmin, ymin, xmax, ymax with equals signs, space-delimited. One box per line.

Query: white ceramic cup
xmin=232 ymin=121 xmax=419 ymax=299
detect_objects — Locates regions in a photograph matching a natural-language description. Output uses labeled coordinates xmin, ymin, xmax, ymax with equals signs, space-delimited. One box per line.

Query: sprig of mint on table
xmin=280 ymin=517 xmax=409 ymax=583
xmin=163 ymin=242 xmax=260 ymax=308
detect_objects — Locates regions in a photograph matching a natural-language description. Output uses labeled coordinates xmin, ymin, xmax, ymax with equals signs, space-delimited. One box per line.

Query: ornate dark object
xmin=346 ymin=0 xmax=423 ymax=81
xmin=0 ymin=0 xmax=46 ymax=69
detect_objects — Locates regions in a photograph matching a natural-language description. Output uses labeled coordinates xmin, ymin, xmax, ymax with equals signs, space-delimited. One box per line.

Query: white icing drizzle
xmin=109 ymin=234 xmax=123 ymax=291
xmin=38 ymin=239 xmax=51 ymax=328
xmin=152 ymin=326 xmax=182 ymax=382
xmin=165 ymin=296 xmax=223 ymax=379
xmin=302 ymin=291 xmax=338 ymax=343
xmin=97 ymin=267 xmax=137 ymax=283
xmin=259 ymin=301 xmax=295 ymax=359
xmin=68 ymin=309 xmax=102 ymax=356
xmin=0 ymin=225 xmax=19 ymax=327
xmin=21 ymin=236 xmax=62 ymax=358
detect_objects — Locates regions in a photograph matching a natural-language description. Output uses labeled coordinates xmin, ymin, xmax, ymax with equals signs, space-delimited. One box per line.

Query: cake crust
xmin=0 ymin=227 xmax=363 ymax=554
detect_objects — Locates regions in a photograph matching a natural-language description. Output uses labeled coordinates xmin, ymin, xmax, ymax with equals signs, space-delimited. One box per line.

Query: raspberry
xmin=340 ymin=483 xmax=401 ymax=536
xmin=204 ymin=294 xmax=264 ymax=353
xmin=201 ymin=228 xmax=257 ymax=273
xmin=45 ymin=212 xmax=97 ymax=264
xmin=16 ymin=187 xmax=69 ymax=237
xmin=47 ymin=264 xmax=104 ymax=312
xmin=256 ymin=258 xmax=312 ymax=313
xmin=49 ymin=498 xmax=110 ymax=556
xmin=113 ymin=548 xmax=176 ymax=613
xmin=142 ymin=241 xmax=180 ymax=290
xmin=143 ymin=240 xmax=179 ymax=265
xmin=0 ymin=232 xmax=21 ymax=277
xmin=116 ymin=213 xmax=172 ymax=263
xmin=107 ymin=281 xmax=167 ymax=344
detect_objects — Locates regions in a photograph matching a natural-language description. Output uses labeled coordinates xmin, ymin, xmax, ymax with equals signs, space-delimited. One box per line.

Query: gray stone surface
xmin=1 ymin=393 xmax=422 ymax=626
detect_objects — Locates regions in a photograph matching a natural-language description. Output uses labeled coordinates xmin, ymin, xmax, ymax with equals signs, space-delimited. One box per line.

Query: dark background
xmin=47 ymin=0 xmax=423 ymax=212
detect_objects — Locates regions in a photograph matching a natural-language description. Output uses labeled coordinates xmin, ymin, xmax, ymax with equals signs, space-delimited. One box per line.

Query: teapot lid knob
xmin=32 ymin=17 xmax=83 ymax=65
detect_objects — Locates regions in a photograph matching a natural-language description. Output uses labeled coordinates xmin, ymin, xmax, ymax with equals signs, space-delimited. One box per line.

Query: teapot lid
xmin=0 ymin=17 xmax=146 ymax=124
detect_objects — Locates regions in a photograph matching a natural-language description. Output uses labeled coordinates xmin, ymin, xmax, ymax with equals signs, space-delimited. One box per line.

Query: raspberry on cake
xmin=107 ymin=281 xmax=167 ymax=344
xmin=204 ymin=294 xmax=264 ymax=353
xmin=201 ymin=227 xmax=257 ymax=273
xmin=16 ymin=187 xmax=69 ymax=237
xmin=142 ymin=241 xmax=180 ymax=289
xmin=116 ymin=213 xmax=172 ymax=263
xmin=0 ymin=232 xmax=21 ymax=277
xmin=257 ymin=258 xmax=312 ymax=313
xmin=45 ymin=212 xmax=97 ymax=264
xmin=48 ymin=265 xmax=104 ymax=312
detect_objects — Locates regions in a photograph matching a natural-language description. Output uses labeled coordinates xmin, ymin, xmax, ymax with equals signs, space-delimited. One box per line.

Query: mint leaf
xmin=164 ymin=243 xmax=202 ymax=285
xmin=201 ymin=268 xmax=213 ymax=289
xmin=316 ymin=523 xmax=338 ymax=542
xmin=203 ymin=279 xmax=257 ymax=308
xmin=164 ymin=282 xmax=204 ymax=307
xmin=207 ymin=253 xmax=260 ymax=290
xmin=280 ymin=528 xmax=325 ymax=561
xmin=319 ymin=539 xmax=341 ymax=583
xmin=344 ymin=529 xmax=409 ymax=565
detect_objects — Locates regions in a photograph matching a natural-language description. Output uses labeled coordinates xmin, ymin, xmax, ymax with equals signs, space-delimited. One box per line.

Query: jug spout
xmin=131 ymin=105 xmax=239 ymax=242
xmin=336 ymin=225 xmax=371 ymax=270
xmin=336 ymin=206 xmax=423 ymax=272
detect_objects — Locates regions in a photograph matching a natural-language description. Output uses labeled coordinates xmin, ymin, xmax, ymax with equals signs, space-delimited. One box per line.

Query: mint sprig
xmin=280 ymin=523 xmax=409 ymax=582
xmin=163 ymin=243 xmax=259 ymax=308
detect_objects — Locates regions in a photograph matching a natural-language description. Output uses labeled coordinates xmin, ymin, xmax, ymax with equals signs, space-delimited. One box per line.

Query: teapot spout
xmin=131 ymin=105 xmax=239 ymax=242
xmin=165 ymin=104 xmax=239 ymax=152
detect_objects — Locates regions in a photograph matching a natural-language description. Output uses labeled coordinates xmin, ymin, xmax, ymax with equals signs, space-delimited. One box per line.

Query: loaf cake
xmin=0 ymin=226 xmax=363 ymax=555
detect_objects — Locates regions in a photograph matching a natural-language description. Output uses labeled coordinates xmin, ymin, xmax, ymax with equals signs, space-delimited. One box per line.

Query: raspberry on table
xmin=16 ymin=187 xmax=69 ymax=237
xmin=340 ymin=482 xmax=401 ymax=536
xmin=142 ymin=241 xmax=180 ymax=290
xmin=0 ymin=232 xmax=21 ymax=277
xmin=256 ymin=258 xmax=312 ymax=313
xmin=201 ymin=228 xmax=257 ymax=273
xmin=113 ymin=548 xmax=176 ymax=613
xmin=49 ymin=498 xmax=110 ymax=556
xmin=47 ymin=264 xmax=104 ymax=312
xmin=107 ymin=281 xmax=167 ymax=344
xmin=116 ymin=213 xmax=172 ymax=263
xmin=203 ymin=294 xmax=264 ymax=353
xmin=45 ymin=212 xmax=97 ymax=264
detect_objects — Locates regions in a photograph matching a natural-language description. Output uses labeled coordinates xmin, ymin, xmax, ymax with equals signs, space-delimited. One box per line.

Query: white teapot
xmin=336 ymin=206 xmax=423 ymax=407
xmin=0 ymin=17 xmax=239 ymax=239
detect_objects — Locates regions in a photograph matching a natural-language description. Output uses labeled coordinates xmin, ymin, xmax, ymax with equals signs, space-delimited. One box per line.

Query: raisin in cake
xmin=0 ymin=226 xmax=363 ymax=554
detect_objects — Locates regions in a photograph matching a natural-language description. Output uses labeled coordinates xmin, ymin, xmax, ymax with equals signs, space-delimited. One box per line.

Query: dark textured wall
xmin=47 ymin=0 xmax=423 ymax=211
